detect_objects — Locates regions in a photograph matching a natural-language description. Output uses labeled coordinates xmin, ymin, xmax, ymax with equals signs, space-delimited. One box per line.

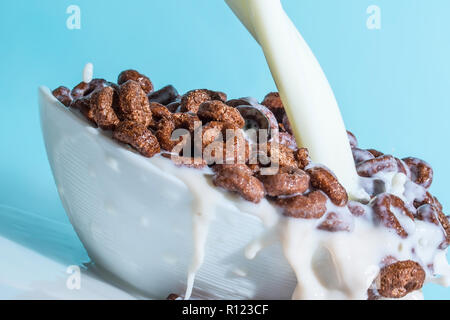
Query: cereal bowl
xmin=39 ymin=86 xmax=297 ymax=299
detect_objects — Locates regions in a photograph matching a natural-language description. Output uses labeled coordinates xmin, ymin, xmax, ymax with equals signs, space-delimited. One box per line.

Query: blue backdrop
xmin=0 ymin=0 xmax=449 ymax=299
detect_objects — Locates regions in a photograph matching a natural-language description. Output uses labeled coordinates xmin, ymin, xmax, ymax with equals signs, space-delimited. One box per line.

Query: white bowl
xmin=39 ymin=86 xmax=296 ymax=299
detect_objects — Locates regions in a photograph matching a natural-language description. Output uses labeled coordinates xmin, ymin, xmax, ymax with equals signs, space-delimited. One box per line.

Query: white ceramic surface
xmin=39 ymin=87 xmax=297 ymax=299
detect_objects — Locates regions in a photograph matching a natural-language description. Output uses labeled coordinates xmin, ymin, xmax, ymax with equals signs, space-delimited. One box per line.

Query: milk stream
xmin=225 ymin=0 xmax=363 ymax=200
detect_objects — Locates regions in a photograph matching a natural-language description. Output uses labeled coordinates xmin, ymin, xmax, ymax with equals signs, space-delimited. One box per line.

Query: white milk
xmin=225 ymin=0 xmax=365 ymax=200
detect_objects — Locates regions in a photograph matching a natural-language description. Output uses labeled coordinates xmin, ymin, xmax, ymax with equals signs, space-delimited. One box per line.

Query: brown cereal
xmin=276 ymin=191 xmax=328 ymax=219
xmin=247 ymin=163 xmax=261 ymax=174
xmin=413 ymin=191 xmax=436 ymax=209
xmin=71 ymin=82 xmax=90 ymax=100
xmin=200 ymin=121 xmax=224 ymax=149
xmin=148 ymin=102 xmax=173 ymax=130
xmin=72 ymin=79 xmax=108 ymax=99
xmin=295 ymin=148 xmax=310 ymax=170
xmin=113 ymin=121 xmax=160 ymax=157
xmin=117 ymin=69 xmax=153 ymax=94
xmin=52 ymin=86 xmax=72 ymax=107
xmin=377 ymin=260 xmax=425 ymax=298
xmin=356 ymin=155 xmax=399 ymax=177
xmin=367 ymin=149 xmax=384 ymax=158
xmin=172 ymin=112 xmax=201 ymax=133
xmin=372 ymin=193 xmax=415 ymax=238
xmin=307 ymin=167 xmax=348 ymax=207
xmin=201 ymin=122 xmax=247 ymax=164
xmin=433 ymin=196 xmax=443 ymax=212
xmin=236 ymin=104 xmax=279 ymax=136
xmin=347 ymin=131 xmax=358 ymax=148
xmin=90 ymin=86 xmax=120 ymax=130
xmin=225 ymin=98 xmax=251 ymax=108
xmin=198 ymin=100 xmax=245 ymax=128
xmin=261 ymin=92 xmax=284 ymax=122
xmin=266 ymin=143 xmax=298 ymax=168
xmin=148 ymin=85 xmax=179 ymax=105
xmin=352 ymin=148 xmax=375 ymax=164
xmin=118 ymin=80 xmax=153 ymax=126
xmin=403 ymin=157 xmax=433 ymax=189
xmin=166 ymin=101 xmax=181 ymax=113
xmin=395 ymin=158 xmax=410 ymax=176
xmin=180 ymin=89 xmax=227 ymax=113
xmin=348 ymin=201 xmax=367 ymax=217
xmin=259 ymin=167 xmax=310 ymax=197
xmin=278 ymin=132 xmax=298 ymax=150
xmin=438 ymin=212 xmax=450 ymax=249
xmin=213 ymin=165 xmax=265 ymax=203
xmin=222 ymin=130 xmax=250 ymax=164
xmin=71 ymin=95 xmax=96 ymax=124
xmin=70 ymin=79 xmax=111 ymax=125
xmin=155 ymin=118 xmax=188 ymax=152
xmin=416 ymin=204 xmax=440 ymax=225
xmin=415 ymin=204 xmax=449 ymax=249
xmin=317 ymin=212 xmax=352 ymax=232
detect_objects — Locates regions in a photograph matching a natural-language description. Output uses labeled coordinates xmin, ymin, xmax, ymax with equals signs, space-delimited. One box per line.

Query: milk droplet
xmin=83 ymin=63 xmax=94 ymax=83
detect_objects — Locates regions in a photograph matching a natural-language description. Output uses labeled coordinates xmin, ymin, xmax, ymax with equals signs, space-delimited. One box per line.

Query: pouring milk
xmin=225 ymin=0 xmax=366 ymax=200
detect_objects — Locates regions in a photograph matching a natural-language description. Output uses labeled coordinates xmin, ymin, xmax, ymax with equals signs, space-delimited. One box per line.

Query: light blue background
xmin=0 ymin=0 xmax=449 ymax=299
